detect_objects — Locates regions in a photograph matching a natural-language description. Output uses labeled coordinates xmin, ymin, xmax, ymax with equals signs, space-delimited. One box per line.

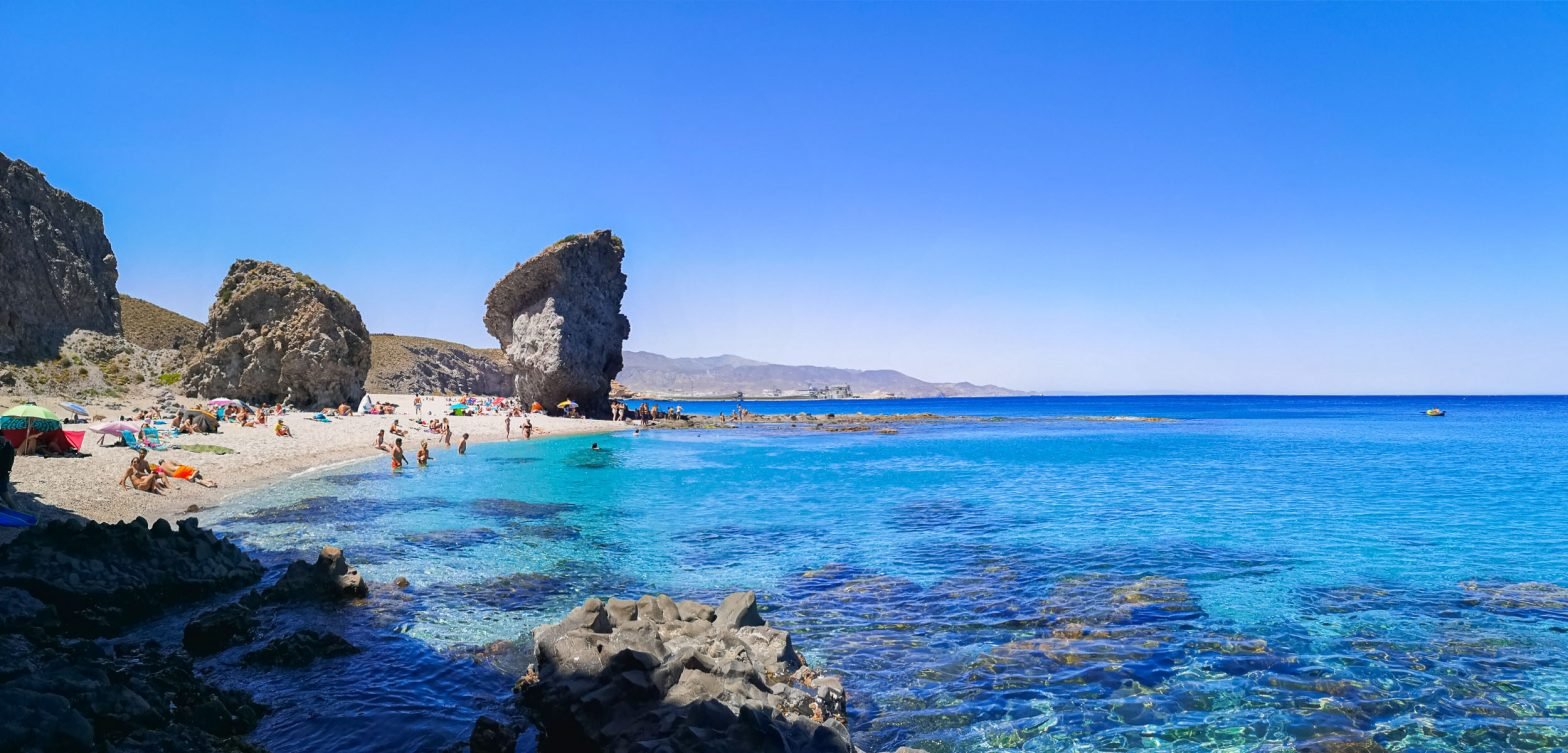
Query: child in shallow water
xmin=458 ymin=434 xmax=468 ymax=455
xmin=417 ymin=440 xmax=430 ymax=467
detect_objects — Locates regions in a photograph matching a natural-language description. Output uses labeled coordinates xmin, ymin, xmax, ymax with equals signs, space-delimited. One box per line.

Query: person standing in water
xmin=524 ymin=418 xmax=533 ymax=440
xmin=417 ymin=440 xmax=430 ymax=467
xmin=459 ymin=433 xmax=469 ymax=454
xmin=442 ymin=418 xmax=452 ymax=448
xmin=391 ymin=438 xmax=406 ymax=469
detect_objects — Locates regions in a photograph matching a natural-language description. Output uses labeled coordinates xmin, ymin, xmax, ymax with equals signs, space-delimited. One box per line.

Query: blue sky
xmin=3 ymin=3 xmax=1565 ymax=393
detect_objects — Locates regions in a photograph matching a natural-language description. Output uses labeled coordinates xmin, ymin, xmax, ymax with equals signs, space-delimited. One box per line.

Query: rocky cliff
xmin=483 ymin=230 xmax=630 ymax=417
xmin=367 ymin=334 xmax=513 ymax=396
xmin=0 ymin=153 xmax=121 ymax=360
xmin=184 ymin=260 xmax=371 ymax=407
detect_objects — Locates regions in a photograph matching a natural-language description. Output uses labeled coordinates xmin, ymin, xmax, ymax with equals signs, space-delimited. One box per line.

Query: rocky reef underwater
xmin=0 ymin=515 xmax=926 ymax=753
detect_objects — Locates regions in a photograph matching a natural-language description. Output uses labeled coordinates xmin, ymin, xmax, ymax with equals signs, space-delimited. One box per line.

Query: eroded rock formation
xmin=184 ymin=260 xmax=371 ymax=408
xmin=0 ymin=152 xmax=121 ymax=359
xmin=516 ymin=591 xmax=857 ymax=753
xmin=484 ymin=230 xmax=629 ymax=418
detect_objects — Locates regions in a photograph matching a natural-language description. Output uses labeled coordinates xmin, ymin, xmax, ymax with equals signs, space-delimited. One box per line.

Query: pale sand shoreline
xmin=5 ymin=393 xmax=620 ymax=530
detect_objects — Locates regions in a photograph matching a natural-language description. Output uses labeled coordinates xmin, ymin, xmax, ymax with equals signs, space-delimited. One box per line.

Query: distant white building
xmin=805 ymin=384 xmax=853 ymax=399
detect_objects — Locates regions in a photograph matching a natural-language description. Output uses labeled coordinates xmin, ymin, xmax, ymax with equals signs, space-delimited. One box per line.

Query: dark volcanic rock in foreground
xmin=0 ymin=517 xmax=264 ymax=636
xmin=516 ymin=591 xmax=856 ymax=753
xmin=241 ymin=629 xmax=361 ymax=668
xmin=184 ymin=259 xmax=372 ymax=408
xmin=484 ymin=230 xmax=630 ymax=418
xmin=0 ymin=152 xmax=121 ymax=359
xmin=0 ymin=517 xmax=270 ymax=753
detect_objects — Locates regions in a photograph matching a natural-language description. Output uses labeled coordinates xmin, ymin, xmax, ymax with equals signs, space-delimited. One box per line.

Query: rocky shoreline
xmin=0 ymin=515 xmax=923 ymax=753
xmin=662 ymin=411 xmax=1175 ymax=432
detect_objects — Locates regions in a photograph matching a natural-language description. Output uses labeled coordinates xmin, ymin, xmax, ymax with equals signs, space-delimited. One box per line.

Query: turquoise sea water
xmin=212 ymin=396 xmax=1568 ymax=752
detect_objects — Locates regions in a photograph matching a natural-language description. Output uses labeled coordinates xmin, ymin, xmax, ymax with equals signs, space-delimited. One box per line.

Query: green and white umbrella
xmin=1 ymin=403 xmax=62 ymax=432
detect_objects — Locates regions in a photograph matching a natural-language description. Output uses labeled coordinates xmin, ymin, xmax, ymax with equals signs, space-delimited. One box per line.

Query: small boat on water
xmin=1426 ymin=408 xmax=1446 ymax=417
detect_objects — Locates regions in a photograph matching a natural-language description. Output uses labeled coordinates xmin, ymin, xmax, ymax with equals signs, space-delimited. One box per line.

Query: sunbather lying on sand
xmin=157 ymin=459 xmax=217 ymax=487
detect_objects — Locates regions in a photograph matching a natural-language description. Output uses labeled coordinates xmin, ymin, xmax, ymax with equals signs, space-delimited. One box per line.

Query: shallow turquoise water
xmin=216 ymin=396 xmax=1568 ymax=752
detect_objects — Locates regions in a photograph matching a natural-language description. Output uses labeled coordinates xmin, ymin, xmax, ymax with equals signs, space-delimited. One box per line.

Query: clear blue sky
xmin=3 ymin=3 xmax=1565 ymax=394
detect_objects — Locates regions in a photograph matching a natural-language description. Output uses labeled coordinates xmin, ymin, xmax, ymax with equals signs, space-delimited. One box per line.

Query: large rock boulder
xmin=516 ymin=591 xmax=855 ymax=753
xmin=184 ymin=259 xmax=371 ymax=408
xmin=0 ymin=153 xmax=121 ymax=359
xmin=484 ymin=231 xmax=629 ymax=418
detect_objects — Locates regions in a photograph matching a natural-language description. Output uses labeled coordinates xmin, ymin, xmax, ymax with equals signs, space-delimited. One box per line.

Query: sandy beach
xmin=5 ymin=393 xmax=619 ymax=529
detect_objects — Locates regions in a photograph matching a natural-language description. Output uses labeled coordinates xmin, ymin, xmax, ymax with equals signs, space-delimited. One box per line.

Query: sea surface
xmin=209 ymin=395 xmax=1568 ymax=752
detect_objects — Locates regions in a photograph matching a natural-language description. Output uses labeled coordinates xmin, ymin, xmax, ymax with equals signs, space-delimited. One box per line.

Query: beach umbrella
xmin=59 ymin=401 xmax=90 ymax=416
xmin=1 ymin=403 xmax=62 ymax=434
xmin=4 ymin=404 xmax=59 ymax=422
xmin=208 ymin=398 xmax=239 ymax=407
xmin=557 ymin=400 xmax=577 ymax=409
xmin=89 ymin=420 xmax=139 ymax=435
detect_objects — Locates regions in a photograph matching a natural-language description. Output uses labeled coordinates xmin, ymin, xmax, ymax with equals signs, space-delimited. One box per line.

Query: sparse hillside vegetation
xmin=120 ymin=295 xmax=202 ymax=351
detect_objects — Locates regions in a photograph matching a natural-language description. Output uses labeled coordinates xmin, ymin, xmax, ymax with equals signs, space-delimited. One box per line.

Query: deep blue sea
xmin=207 ymin=396 xmax=1568 ymax=752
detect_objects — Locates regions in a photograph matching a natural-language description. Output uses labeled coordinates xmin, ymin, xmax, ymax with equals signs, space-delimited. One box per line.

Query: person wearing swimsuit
xmin=391 ymin=438 xmax=406 ymax=469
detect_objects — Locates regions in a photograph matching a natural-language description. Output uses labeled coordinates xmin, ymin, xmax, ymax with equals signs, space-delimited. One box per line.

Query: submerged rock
xmin=0 ymin=518 xmax=264 ymax=636
xmin=184 ymin=259 xmax=372 ymax=408
xmin=516 ymin=590 xmax=856 ymax=753
xmin=483 ymin=230 xmax=630 ymax=418
xmin=241 ymin=630 xmax=360 ymax=668
xmin=183 ymin=603 xmax=260 ymax=656
xmin=467 ymin=716 xmax=518 ymax=753
xmin=0 ymin=152 xmax=121 ymax=359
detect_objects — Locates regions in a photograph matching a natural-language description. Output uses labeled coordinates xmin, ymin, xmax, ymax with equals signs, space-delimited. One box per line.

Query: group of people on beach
xmin=609 ymin=399 xmax=683 ymax=424
xmin=374 ymin=413 xmax=489 ymax=470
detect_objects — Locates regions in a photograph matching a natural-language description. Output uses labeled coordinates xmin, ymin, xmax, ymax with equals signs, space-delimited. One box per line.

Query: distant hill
xmin=367 ymin=334 xmax=513 ymax=396
xmin=617 ymin=350 xmax=1025 ymax=398
xmin=120 ymin=295 xmax=202 ymax=351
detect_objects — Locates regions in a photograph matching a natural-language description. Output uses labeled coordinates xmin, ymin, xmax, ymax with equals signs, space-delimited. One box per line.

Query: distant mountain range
xmin=118 ymin=300 xmax=1022 ymax=399
xmin=617 ymin=351 xmax=1025 ymax=399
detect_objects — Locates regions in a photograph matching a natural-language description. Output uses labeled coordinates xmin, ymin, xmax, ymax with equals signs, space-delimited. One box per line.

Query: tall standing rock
xmin=184 ymin=260 xmax=371 ymax=408
xmin=484 ymin=230 xmax=630 ymax=418
xmin=0 ymin=153 xmax=121 ymax=359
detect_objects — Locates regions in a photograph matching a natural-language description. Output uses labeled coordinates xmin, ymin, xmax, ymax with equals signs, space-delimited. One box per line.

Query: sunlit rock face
xmin=184 ymin=259 xmax=371 ymax=408
xmin=483 ymin=230 xmax=629 ymax=418
xmin=0 ymin=152 xmax=121 ymax=359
